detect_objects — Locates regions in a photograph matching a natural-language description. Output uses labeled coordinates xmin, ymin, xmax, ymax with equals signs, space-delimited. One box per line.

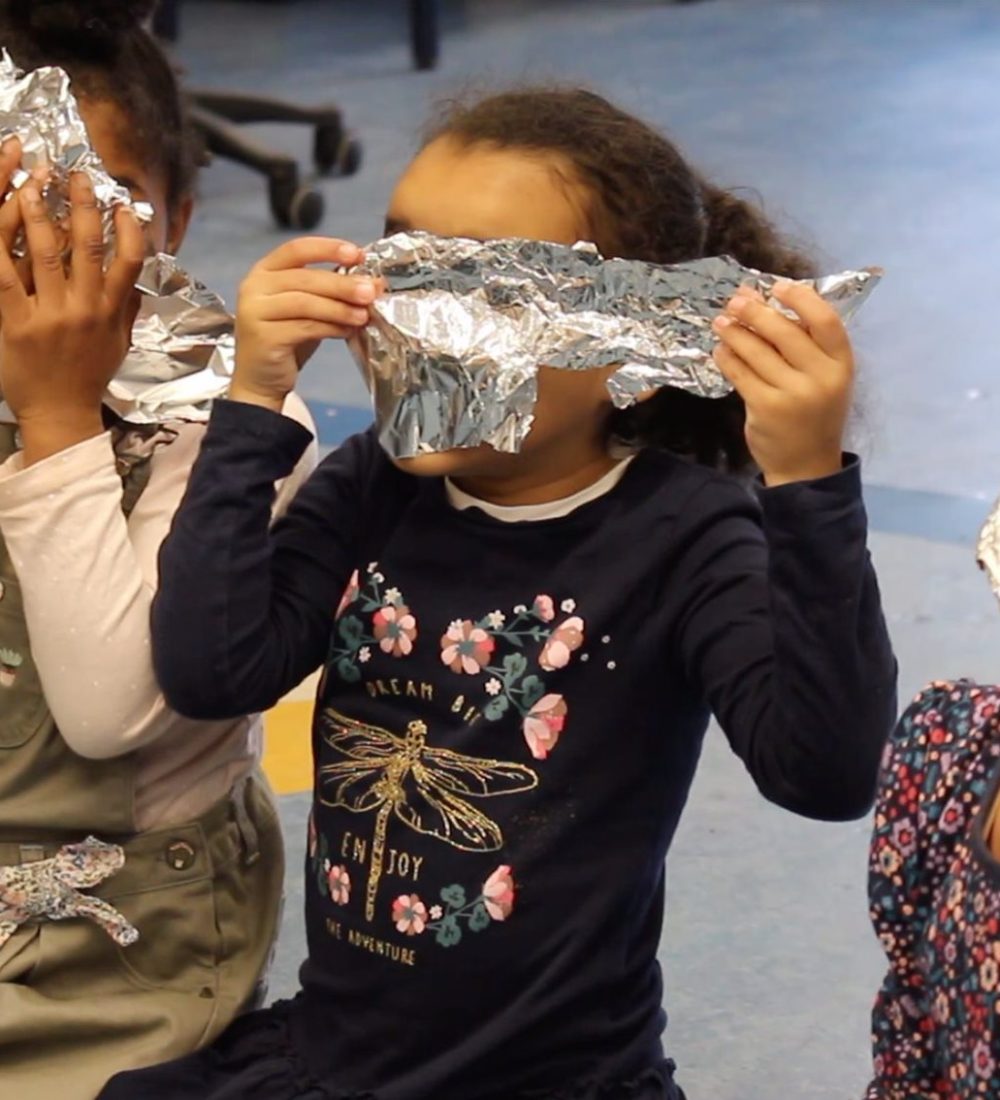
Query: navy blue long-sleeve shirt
xmin=152 ymin=400 xmax=897 ymax=1099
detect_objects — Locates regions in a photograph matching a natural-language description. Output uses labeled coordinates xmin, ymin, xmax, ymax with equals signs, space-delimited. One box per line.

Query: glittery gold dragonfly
xmin=318 ymin=708 xmax=538 ymax=920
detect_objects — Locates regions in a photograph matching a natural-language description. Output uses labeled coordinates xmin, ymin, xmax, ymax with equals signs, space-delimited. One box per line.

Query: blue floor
xmin=173 ymin=2 xmax=1000 ymax=1096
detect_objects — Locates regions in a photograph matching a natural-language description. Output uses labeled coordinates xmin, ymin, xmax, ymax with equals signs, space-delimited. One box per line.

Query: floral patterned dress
xmin=869 ymin=681 xmax=1000 ymax=1098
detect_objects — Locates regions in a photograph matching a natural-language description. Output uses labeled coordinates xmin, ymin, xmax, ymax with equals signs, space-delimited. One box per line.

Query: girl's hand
xmin=712 ymin=282 xmax=853 ymax=486
xmin=232 ymin=237 xmax=379 ymax=413
xmin=0 ymin=173 xmax=145 ymax=466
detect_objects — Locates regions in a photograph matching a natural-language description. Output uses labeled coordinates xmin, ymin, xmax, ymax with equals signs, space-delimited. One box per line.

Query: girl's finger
xmin=255 ymin=237 xmax=364 ymax=274
xmin=69 ymin=173 xmax=105 ymax=299
xmin=713 ymin=315 xmax=800 ymax=390
xmin=105 ymin=206 xmax=146 ymax=311
xmin=262 ymin=267 xmax=381 ymax=306
xmin=713 ymin=344 xmax=774 ymax=406
xmin=0 ymin=136 xmax=22 ymax=248
xmin=0 ymin=233 xmax=30 ymax=323
xmin=0 ymin=185 xmax=24 ymax=257
xmin=267 ymin=319 xmax=360 ymax=347
xmin=771 ymin=281 xmax=851 ymax=361
xmin=255 ymin=291 xmax=371 ymax=328
xmin=15 ymin=256 xmax=33 ymax=296
xmin=19 ymin=184 xmax=66 ymax=304
xmin=725 ymin=294 xmax=823 ymax=371
xmin=0 ymin=137 xmax=21 ymax=197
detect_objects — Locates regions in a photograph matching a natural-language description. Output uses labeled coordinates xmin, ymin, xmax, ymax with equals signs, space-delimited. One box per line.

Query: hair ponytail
xmin=700 ymin=183 xmax=815 ymax=280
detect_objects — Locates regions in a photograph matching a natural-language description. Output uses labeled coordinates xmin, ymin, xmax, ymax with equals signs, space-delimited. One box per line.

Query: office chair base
xmin=189 ymin=98 xmax=362 ymax=229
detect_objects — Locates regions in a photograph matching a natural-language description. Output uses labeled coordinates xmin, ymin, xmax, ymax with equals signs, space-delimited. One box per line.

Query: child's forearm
xmin=0 ymin=433 xmax=172 ymax=755
xmin=227 ymin=382 xmax=285 ymax=415
xmin=674 ymin=458 xmax=897 ymax=821
xmin=752 ymin=460 xmax=897 ymax=817
xmin=152 ymin=399 xmax=355 ymax=722
xmin=17 ymin=406 xmax=105 ymax=466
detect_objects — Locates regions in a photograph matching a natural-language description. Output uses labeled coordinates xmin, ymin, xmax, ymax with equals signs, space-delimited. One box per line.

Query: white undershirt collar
xmin=445 ymin=456 xmax=635 ymax=522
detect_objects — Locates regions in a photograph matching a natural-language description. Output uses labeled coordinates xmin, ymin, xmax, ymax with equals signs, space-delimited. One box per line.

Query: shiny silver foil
xmin=0 ymin=51 xmax=152 ymax=254
xmin=105 ymin=254 xmax=235 ymax=425
xmin=977 ymin=499 xmax=1000 ymax=603
xmin=351 ymin=232 xmax=881 ymax=458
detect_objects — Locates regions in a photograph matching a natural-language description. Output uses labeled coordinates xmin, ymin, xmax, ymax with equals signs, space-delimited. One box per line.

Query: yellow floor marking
xmin=263 ymin=700 xmax=314 ymax=795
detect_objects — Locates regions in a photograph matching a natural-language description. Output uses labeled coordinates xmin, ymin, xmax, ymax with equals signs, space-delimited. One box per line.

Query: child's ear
xmin=165 ymin=195 xmax=195 ymax=255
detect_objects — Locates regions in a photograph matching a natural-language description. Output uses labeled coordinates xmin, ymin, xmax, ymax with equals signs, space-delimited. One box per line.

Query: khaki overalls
xmin=0 ymin=423 xmax=285 ymax=1100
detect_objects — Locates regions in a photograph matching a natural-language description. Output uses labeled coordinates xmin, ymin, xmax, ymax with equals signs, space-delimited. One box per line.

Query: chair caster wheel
xmin=338 ymin=136 xmax=363 ymax=177
xmin=315 ymin=126 xmax=362 ymax=178
xmin=270 ymin=179 xmax=325 ymax=230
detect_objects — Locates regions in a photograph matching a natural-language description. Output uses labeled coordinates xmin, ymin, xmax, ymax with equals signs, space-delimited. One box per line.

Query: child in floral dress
xmin=869 ymin=675 xmax=1000 ymax=1097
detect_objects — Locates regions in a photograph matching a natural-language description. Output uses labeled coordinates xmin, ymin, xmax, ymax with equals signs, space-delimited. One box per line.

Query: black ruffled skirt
xmin=98 ymin=1000 xmax=371 ymax=1100
xmin=98 ymin=997 xmax=685 ymax=1100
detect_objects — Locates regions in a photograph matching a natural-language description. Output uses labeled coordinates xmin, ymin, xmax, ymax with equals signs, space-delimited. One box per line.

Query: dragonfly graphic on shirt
xmin=318 ymin=707 xmax=538 ymax=920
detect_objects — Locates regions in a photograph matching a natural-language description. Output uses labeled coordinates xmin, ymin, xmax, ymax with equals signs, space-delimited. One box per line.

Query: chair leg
xmin=189 ymin=106 xmax=326 ymax=231
xmin=190 ymin=90 xmax=344 ymax=130
xmin=410 ymin=0 xmax=440 ymax=70
xmin=189 ymin=93 xmax=362 ymax=179
xmin=152 ymin=0 xmax=180 ymax=41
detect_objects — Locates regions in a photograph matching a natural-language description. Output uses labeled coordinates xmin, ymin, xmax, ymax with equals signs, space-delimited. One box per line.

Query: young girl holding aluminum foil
xmin=104 ymin=88 xmax=897 ymax=1100
xmin=865 ymin=522 xmax=1000 ymax=1098
xmin=0 ymin=3 xmax=317 ymax=1096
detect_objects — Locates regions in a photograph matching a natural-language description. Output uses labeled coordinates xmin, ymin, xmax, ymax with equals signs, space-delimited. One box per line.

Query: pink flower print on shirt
xmin=532 ymin=594 xmax=555 ymax=622
xmin=890 ymin=819 xmax=917 ymax=858
xmin=437 ymin=595 xmax=587 ymax=758
xmin=539 ymin=617 xmax=585 ymax=671
xmin=974 ymin=1040 xmax=996 ymax=1080
xmin=392 ymin=894 xmax=429 ymax=936
xmin=398 ymin=868 xmax=519 ymax=948
xmin=308 ymin=814 xmax=318 ymax=859
xmin=482 ymin=865 xmax=515 ymax=922
xmin=336 ymin=570 xmax=361 ymax=619
xmin=373 ymin=605 xmax=417 ymax=657
xmin=327 ymin=865 xmax=351 ymax=906
xmin=327 ymin=567 xmax=417 ymax=682
xmin=522 ymin=694 xmax=567 ymax=760
xmin=440 ymin=620 xmax=496 ymax=675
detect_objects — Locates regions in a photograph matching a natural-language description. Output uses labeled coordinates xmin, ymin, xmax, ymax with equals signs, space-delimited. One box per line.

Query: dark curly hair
xmin=426 ymin=87 xmax=817 ymax=472
xmin=0 ymin=0 xmax=201 ymax=210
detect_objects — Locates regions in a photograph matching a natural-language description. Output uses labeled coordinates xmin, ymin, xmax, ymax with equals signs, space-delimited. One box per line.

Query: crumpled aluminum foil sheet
xmin=0 ymin=50 xmax=152 ymax=253
xmin=105 ymin=254 xmax=235 ymax=425
xmin=977 ymin=499 xmax=1000 ymax=603
xmin=0 ymin=52 xmax=233 ymax=425
xmin=350 ymin=231 xmax=881 ymax=458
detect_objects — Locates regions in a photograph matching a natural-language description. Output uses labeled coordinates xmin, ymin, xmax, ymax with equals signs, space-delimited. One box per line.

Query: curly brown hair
xmin=426 ymin=87 xmax=817 ymax=472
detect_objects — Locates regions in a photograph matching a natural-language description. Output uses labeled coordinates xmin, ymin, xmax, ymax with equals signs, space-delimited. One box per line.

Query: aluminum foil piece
xmin=977 ymin=498 xmax=1000 ymax=603
xmin=105 ymin=254 xmax=235 ymax=425
xmin=0 ymin=51 xmax=152 ymax=255
xmin=350 ymin=232 xmax=882 ymax=458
